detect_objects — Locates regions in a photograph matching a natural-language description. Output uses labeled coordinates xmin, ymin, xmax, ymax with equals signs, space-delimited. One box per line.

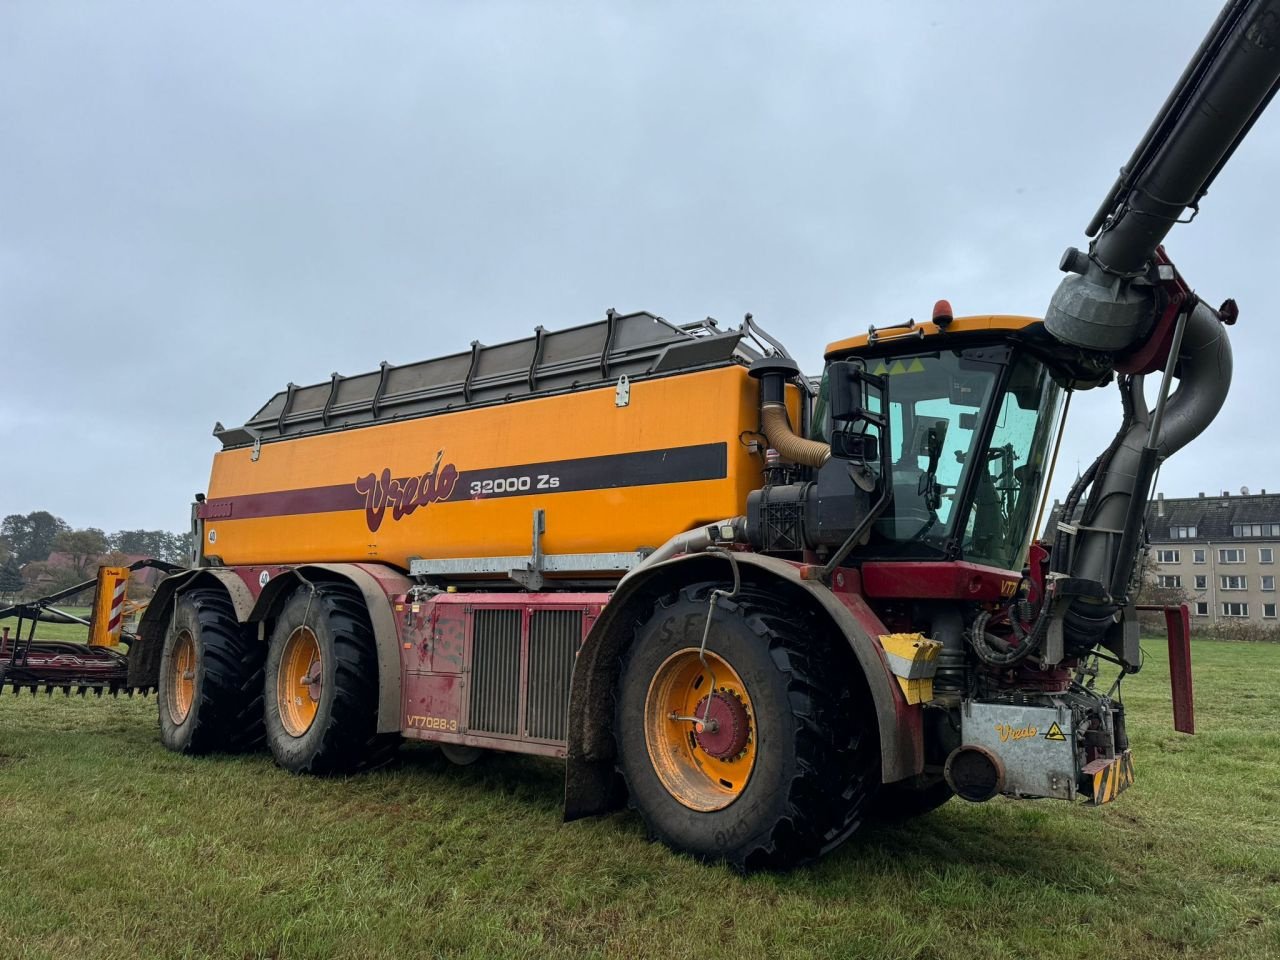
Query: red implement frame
xmin=1136 ymin=602 xmax=1195 ymax=734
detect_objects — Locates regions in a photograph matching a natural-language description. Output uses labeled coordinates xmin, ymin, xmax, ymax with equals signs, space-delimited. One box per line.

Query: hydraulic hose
xmin=620 ymin=517 xmax=748 ymax=586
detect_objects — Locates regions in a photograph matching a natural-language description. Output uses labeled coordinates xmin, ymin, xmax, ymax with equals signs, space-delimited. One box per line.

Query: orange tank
xmin=200 ymin=311 xmax=797 ymax=578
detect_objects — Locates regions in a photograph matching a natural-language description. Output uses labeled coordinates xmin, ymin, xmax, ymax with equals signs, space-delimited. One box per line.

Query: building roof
xmin=1044 ymin=488 xmax=1280 ymax=542
xmin=1145 ymin=490 xmax=1280 ymax=542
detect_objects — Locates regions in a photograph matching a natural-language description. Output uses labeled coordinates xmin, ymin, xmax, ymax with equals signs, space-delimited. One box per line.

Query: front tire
xmin=157 ymin=588 xmax=264 ymax=754
xmin=614 ymin=584 xmax=877 ymax=870
xmin=263 ymin=581 xmax=397 ymax=775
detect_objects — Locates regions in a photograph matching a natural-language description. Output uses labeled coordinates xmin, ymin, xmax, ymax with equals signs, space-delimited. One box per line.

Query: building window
xmin=1220 ymin=548 xmax=1246 ymax=564
xmin=1194 ymin=575 xmax=1207 ymax=590
xmin=1157 ymin=575 xmax=1182 ymax=589
xmin=1266 ymin=603 xmax=1277 ymax=619
xmin=1232 ymin=523 xmax=1280 ymax=538
xmin=1222 ymin=602 xmax=1249 ymax=618
xmin=1169 ymin=525 xmax=1197 ymax=539
xmin=1195 ymin=601 xmax=1209 ymax=616
xmin=1156 ymin=549 xmax=1180 ymax=563
xmin=1263 ymin=576 xmax=1276 ymax=592
xmin=1261 ymin=548 xmax=1274 ymax=564
xmin=1221 ymin=575 xmax=1248 ymax=591
xmin=1193 ymin=548 xmax=1206 ymax=564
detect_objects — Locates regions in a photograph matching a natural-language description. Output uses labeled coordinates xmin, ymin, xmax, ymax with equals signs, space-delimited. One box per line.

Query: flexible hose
xmin=761 ymin=403 xmax=830 ymax=468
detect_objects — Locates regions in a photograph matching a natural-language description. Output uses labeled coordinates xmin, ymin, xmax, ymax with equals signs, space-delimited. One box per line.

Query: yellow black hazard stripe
xmin=1090 ymin=751 xmax=1135 ymax=805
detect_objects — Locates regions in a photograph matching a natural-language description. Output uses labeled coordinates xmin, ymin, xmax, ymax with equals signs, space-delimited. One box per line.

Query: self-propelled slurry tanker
xmin=5 ymin=0 xmax=1277 ymax=869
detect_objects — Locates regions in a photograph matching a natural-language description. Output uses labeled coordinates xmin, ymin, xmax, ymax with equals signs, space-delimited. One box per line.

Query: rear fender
xmin=563 ymin=552 xmax=922 ymax=820
xmin=247 ymin=563 xmax=411 ymax=735
xmin=130 ymin=568 xmax=256 ymax=689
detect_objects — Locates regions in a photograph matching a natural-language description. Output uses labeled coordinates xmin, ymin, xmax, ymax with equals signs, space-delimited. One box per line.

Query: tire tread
xmin=617 ymin=583 xmax=877 ymax=871
xmin=165 ymin=587 xmax=264 ymax=754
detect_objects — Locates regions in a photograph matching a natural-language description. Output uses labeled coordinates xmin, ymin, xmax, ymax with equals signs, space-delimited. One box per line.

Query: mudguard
xmin=136 ymin=562 xmax=410 ymax=735
xmin=247 ymin=563 xmax=412 ymax=735
xmin=131 ymin=568 xmax=256 ymax=690
xmin=563 ymin=552 xmax=923 ymax=820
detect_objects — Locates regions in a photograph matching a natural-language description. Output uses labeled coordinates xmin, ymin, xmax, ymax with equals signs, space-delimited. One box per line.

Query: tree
xmin=110 ymin=529 xmax=170 ymax=556
xmin=171 ymin=531 xmax=195 ymax=565
xmin=51 ymin=528 xmax=109 ymax=579
xmin=1135 ymin=573 xmax=1189 ymax=634
xmin=108 ymin=528 xmax=191 ymax=564
xmin=1 ymin=511 xmax=69 ymax=565
xmin=0 ymin=557 xmax=22 ymax=600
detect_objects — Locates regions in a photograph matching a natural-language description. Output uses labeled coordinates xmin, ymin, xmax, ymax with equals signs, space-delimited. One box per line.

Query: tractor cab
xmin=813 ymin=312 xmax=1075 ymax=573
xmin=746 ymin=308 xmax=1101 ymax=577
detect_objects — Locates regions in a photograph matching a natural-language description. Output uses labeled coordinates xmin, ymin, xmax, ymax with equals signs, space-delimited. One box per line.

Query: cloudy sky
xmin=3 ymin=1 xmax=1277 ymax=535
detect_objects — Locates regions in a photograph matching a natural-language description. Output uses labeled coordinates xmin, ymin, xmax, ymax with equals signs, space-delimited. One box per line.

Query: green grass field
xmin=1 ymin=639 xmax=1277 ymax=960
xmin=1 ymin=606 xmax=93 ymax=643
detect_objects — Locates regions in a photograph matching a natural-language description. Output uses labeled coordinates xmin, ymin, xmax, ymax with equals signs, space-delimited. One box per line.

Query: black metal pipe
xmin=1046 ymin=0 xmax=1280 ymax=353
xmin=1092 ymin=0 xmax=1280 ymax=277
xmin=1085 ymin=0 xmax=1253 ymax=238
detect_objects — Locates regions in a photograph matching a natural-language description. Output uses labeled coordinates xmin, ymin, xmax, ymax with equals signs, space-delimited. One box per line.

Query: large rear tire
xmin=614 ymin=583 xmax=878 ymax=871
xmin=158 ymin=588 xmax=265 ymax=754
xmin=263 ymin=581 xmax=398 ymax=775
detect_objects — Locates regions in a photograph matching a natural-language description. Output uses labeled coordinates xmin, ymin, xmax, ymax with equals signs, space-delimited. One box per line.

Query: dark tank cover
xmin=214 ymin=310 xmax=759 ymax=449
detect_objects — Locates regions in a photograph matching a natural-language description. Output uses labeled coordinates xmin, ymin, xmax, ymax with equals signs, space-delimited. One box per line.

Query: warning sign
xmin=1044 ymin=722 xmax=1067 ymax=742
xmin=871 ymin=358 xmax=927 ymax=376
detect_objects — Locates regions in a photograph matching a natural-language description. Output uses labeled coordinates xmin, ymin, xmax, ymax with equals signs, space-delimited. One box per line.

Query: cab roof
xmin=824 ymin=314 xmax=1042 ymax=359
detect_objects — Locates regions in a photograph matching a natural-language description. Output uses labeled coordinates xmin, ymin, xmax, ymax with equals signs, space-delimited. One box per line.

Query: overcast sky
xmin=3 ymin=1 xmax=1278 ymax=535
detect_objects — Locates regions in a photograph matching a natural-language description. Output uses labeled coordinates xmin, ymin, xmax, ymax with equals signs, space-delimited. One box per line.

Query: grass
xmin=0 ymin=640 xmax=1277 ymax=960
xmin=1 ymin=606 xmax=93 ymax=643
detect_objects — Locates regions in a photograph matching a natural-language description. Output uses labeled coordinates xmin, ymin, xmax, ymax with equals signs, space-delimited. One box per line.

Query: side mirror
xmin=827 ymin=362 xmax=889 ymax=465
xmin=827 ymin=361 xmax=868 ymax=422
xmin=831 ymin=431 xmax=879 ymax=462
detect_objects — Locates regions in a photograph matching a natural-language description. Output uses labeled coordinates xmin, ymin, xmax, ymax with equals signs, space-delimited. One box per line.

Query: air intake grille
xmin=468 ymin=609 xmax=521 ymax=736
xmin=527 ymin=610 xmax=581 ymax=741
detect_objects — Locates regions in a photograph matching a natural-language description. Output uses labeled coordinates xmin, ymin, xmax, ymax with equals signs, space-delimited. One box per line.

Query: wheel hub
xmin=643 ymin=647 xmax=758 ymax=812
xmin=692 ymin=690 xmax=751 ymax=760
xmin=300 ymin=662 xmax=322 ymax=701
xmin=277 ymin=626 xmax=323 ymax=737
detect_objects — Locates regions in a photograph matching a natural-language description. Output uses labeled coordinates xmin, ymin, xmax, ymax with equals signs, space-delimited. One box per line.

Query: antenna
xmin=1241 ymin=485 xmax=1250 ymax=496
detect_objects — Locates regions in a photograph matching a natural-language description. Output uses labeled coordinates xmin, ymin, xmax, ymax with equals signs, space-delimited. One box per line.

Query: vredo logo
xmin=995 ymin=723 xmax=1039 ymax=743
xmin=354 ymin=450 xmax=459 ymax=533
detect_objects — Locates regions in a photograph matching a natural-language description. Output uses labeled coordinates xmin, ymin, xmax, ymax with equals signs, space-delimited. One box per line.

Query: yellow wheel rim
xmin=166 ymin=629 xmax=196 ymax=725
xmin=277 ymin=626 xmax=322 ymax=737
xmin=643 ymin=648 xmax=757 ymax=812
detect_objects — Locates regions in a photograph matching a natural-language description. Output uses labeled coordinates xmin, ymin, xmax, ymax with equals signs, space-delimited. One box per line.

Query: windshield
xmin=959 ymin=352 xmax=1062 ymax=570
xmin=814 ymin=344 xmax=1062 ymax=569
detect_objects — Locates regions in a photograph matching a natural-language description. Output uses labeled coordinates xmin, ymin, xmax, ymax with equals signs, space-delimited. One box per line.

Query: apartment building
xmin=1143 ymin=489 xmax=1280 ymax=626
xmin=1044 ymin=487 xmax=1280 ymax=627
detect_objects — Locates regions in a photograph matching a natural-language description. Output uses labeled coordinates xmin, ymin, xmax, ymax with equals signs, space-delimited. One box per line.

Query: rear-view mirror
xmin=828 ymin=361 xmax=867 ymax=422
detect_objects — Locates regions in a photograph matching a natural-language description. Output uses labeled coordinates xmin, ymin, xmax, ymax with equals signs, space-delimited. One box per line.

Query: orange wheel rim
xmin=166 ymin=629 xmax=196 ymax=725
xmin=643 ymin=648 xmax=757 ymax=812
xmin=277 ymin=626 xmax=322 ymax=737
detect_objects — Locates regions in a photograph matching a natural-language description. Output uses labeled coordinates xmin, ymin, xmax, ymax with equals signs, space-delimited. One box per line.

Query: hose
xmin=761 ymin=403 xmax=830 ymax=469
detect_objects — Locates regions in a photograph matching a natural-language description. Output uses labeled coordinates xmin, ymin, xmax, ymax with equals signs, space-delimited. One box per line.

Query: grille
xmin=760 ymin=497 xmax=805 ymax=552
xmin=468 ymin=608 xmax=521 ymax=736
xmin=527 ymin=610 xmax=581 ymax=741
